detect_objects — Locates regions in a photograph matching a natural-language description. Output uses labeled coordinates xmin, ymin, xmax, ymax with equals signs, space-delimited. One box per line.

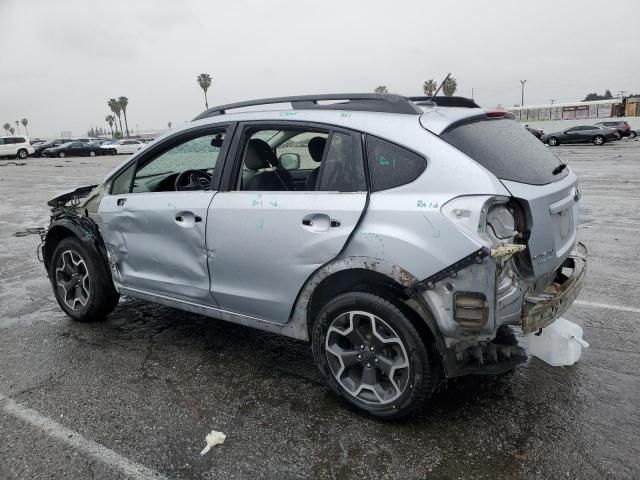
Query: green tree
xmin=374 ymin=85 xmax=389 ymax=94
xmin=197 ymin=73 xmax=212 ymax=109
xmin=442 ymin=77 xmax=457 ymax=96
xmin=9 ymin=127 xmax=15 ymax=135
xmin=3 ymin=123 xmax=10 ymax=135
xmin=423 ymin=79 xmax=437 ymax=96
xmin=167 ymin=121 xmax=173 ymax=130
xmin=118 ymin=96 xmax=130 ymax=137
xmin=105 ymin=115 xmax=115 ymax=137
xmin=108 ymin=98 xmax=123 ymax=134
xmin=21 ymin=118 xmax=28 ymax=136
xmin=15 ymin=120 xmax=20 ymax=134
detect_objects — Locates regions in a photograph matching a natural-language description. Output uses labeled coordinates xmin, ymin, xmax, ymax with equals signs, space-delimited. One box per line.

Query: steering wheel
xmin=174 ymin=169 xmax=212 ymax=191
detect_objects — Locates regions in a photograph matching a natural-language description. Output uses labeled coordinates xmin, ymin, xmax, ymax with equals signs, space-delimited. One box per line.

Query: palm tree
xmin=374 ymin=85 xmax=389 ymax=94
xmin=15 ymin=120 xmax=20 ymax=134
xmin=442 ymin=77 xmax=457 ymax=96
xmin=21 ymin=118 xmax=28 ymax=136
xmin=105 ymin=115 xmax=115 ymax=137
xmin=167 ymin=121 xmax=173 ymax=130
xmin=9 ymin=127 xmax=15 ymax=135
xmin=3 ymin=123 xmax=10 ymax=135
xmin=108 ymin=98 xmax=124 ymax=135
xmin=196 ymin=73 xmax=212 ymax=109
xmin=423 ymin=79 xmax=437 ymax=96
xmin=118 ymin=96 xmax=130 ymax=137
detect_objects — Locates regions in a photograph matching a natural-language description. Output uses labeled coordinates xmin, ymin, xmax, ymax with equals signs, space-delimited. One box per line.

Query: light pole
xmin=520 ymin=80 xmax=527 ymax=107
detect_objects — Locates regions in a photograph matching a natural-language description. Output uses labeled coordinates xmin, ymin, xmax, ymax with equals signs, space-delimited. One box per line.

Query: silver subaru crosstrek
xmin=41 ymin=94 xmax=586 ymax=419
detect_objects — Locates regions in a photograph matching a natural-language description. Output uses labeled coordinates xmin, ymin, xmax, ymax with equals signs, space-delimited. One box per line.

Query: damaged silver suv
xmin=41 ymin=94 xmax=586 ymax=419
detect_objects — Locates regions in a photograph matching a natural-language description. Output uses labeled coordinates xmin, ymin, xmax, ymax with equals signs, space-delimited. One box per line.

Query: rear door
xmin=207 ymin=123 xmax=367 ymax=323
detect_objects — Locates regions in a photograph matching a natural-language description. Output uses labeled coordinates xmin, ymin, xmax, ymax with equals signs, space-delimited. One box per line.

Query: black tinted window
xmin=318 ymin=132 xmax=366 ymax=192
xmin=366 ymin=135 xmax=427 ymax=192
xmin=441 ymin=118 xmax=567 ymax=185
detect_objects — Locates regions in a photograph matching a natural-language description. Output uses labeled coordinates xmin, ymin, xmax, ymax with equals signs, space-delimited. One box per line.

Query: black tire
xmin=89 ymin=150 xmax=96 ymax=157
xmin=17 ymin=149 xmax=28 ymax=159
xmin=547 ymin=136 xmax=559 ymax=146
xmin=592 ymin=135 xmax=605 ymax=145
xmin=630 ymin=131 xmax=637 ymax=138
xmin=311 ymin=291 xmax=435 ymax=420
xmin=110 ymin=148 xmax=117 ymax=155
xmin=49 ymin=236 xmax=119 ymax=322
xmin=58 ymin=151 xmax=65 ymax=158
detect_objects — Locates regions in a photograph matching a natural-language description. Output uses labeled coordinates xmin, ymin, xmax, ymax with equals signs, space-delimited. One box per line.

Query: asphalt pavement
xmin=1 ymin=140 xmax=639 ymax=479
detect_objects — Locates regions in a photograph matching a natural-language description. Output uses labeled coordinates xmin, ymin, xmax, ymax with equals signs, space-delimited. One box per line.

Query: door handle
xmin=302 ymin=219 xmax=313 ymax=226
xmin=175 ymin=215 xmax=184 ymax=222
xmin=117 ymin=198 xmax=126 ymax=206
xmin=194 ymin=215 xmax=202 ymax=223
xmin=330 ymin=219 xmax=341 ymax=228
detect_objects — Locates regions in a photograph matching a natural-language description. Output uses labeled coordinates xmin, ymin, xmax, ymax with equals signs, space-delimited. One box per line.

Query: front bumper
xmin=521 ymin=242 xmax=587 ymax=335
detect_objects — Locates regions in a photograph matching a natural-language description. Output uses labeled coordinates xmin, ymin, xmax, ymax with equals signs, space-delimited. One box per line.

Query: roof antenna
xmin=430 ymin=72 xmax=451 ymax=100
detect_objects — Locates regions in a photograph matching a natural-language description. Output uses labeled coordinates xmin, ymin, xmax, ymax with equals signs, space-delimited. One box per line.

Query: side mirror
xmin=279 ymin=152 xmax=301 ymax=170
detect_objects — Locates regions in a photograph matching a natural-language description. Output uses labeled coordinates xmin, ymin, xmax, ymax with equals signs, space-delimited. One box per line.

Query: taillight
xmin=485 ymin=110 xmax=506 ymax=118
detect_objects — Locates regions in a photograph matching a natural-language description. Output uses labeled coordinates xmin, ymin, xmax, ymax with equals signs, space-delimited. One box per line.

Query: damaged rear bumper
xmin=521 ymin=242 xmax=587 ymax=335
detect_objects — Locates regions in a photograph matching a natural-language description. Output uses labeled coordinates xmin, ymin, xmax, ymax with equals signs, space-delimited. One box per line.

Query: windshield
xmin=441 ymin=118 xmax=568 ymax=185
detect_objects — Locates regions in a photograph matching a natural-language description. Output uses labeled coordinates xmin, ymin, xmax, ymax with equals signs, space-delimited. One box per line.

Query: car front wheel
xmin=17 ymin=149 xmax=28 ymax=159
xmin=89 ymin=150 xmax=96 ymax=157
xmin=58 ymin=151 xmax=65 ymax=158
xmin=312 ymin=291 xmax=436 ymax=419
xmin=50 ymin=236 xmax=119 ymax=322
xmin=593 ymin=135 xmax=605 ymax=145
xmin=630 ymin=131 xmax=637 ymax=138
xmin=547 ymin=137 xmax=559 ymax=146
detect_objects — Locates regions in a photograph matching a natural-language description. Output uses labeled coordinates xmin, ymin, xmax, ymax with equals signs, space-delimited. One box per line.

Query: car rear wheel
xmin=630 ymin=131 xmax=637 ymax=138
xmin=89 ymin=150 xmax=96 ymax=157
xmin=50 ymin=237 xmax=119 ymax=322
xmin=593 ymin=135 xmax=605 ymax=145
xmin=17 ymin=149 xmax=28 ymax=159
xmin=547 ymin=136 xmax=559 ymax=146
xmin=312 ymin=291 xmax=435 ymax=419
xmin=58 ymin=152 xmax=65 ymax=158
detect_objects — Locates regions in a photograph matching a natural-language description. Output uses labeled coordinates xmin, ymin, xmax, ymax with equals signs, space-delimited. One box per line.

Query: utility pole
xmin=520 ymin=80 xmax=527 ymax=107
xmin=550 ymin=99 xmax=555 ymax=105
xmin=617 ymin=90 xmax=627 ymax=99
xmin=471 ymin=87 xmax=474 ymax=100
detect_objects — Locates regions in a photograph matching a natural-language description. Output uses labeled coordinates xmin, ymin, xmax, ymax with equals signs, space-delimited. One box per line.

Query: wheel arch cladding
xmin=43 ymin=219 xmax=108 ymax=275
xmin=292 ymin=257 xmax=444 ymax=351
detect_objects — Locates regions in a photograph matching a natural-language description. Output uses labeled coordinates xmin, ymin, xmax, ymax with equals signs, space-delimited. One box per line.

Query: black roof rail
xmin=410 ymin=96 xmax=480 ymax=108
xmin=193 ymin=93 xmax=423 ymax=120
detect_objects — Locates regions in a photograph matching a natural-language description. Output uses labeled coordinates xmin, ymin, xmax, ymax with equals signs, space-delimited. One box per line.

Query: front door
xmin=97 ymin=125 xmax=230 ymax=304
xmin=208 ymin=124 xmax=368 ymax=323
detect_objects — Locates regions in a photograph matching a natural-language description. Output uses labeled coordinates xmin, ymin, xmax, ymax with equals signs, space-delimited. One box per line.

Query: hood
xmin=47 ymin=185 xmax=98 ymax=207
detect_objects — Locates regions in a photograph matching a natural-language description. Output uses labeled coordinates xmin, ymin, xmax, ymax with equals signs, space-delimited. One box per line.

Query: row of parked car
xmin=526 ymin=120 xmax=637 ymax=146
xmin=0 ymin=136 xmax=146 ymax=159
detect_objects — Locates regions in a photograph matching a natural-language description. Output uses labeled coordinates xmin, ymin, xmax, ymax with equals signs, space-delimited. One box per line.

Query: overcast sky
xmin=1 ymin=0 xmax=638 ymax=137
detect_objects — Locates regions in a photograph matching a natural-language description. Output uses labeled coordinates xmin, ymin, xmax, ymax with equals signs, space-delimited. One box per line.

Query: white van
xmin=0 ymin=136 xmax=35 ymax=159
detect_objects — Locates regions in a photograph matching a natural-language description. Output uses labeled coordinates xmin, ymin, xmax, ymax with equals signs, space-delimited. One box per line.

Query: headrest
xmin=244 ymin=138 xmax=279 ymax=171
xmin=308 ymin=136 xmax=326 ymax=162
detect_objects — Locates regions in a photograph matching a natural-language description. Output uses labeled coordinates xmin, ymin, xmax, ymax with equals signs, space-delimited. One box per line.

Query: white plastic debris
xmin=200 ymin=430 xmax=226 ymax=455
xmin=525 ymin=317 xmax=589 ymax=366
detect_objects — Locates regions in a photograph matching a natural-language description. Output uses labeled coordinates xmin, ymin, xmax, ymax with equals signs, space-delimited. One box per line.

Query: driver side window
xmin=111 ymin=128 xmax=227 ymax=194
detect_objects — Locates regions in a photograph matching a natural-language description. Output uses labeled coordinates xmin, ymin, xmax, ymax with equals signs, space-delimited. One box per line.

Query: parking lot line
xmin=0 ymin=393 xmax=168 ymax=480
xmin=574 ymin=300 xmax=640 ymax=314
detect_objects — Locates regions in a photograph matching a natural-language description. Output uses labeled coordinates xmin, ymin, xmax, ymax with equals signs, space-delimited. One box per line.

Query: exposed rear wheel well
xmin=307 ymin=268 xmax=439 ymax=355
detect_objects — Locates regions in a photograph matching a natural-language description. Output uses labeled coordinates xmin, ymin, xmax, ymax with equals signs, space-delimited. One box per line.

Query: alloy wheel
xmin=55 ymin=250 xmax=90 ymax=310
xmin=325 ymin=311 xmax=410 ymax=405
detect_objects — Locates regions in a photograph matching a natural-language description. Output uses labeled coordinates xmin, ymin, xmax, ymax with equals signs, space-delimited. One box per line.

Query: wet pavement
xmin=1 ymin=141 xmax=639 ymax=479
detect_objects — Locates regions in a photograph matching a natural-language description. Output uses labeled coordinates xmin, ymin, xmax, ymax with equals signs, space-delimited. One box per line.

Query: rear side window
xmin=318 ymin=132 xmax=366 ymax=192
xmin=365 ymin=136 xmax=427 ymax=192
xmin=441 ymin=118 xmax=568 ymax=185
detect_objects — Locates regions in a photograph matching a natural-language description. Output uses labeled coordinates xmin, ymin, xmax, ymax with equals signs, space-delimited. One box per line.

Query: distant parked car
xmin=30 ymin=138 xmax=46 ymax=145
xmin=594 ymin=120 xmax=632 ymax=138
xmin=543 ymin=125 xmax=620 ymax=146
xmin=34 ymin=138 xmax=72 ymax=157
xmin=0 ymin=136 xmax=35 ymax=159
xmin=100 ymin=139 xmax=145 ymax=155
xmin=41 ymin=141 xmax=103 ymax=158
xmin=525 ymin=125 xmax=544 ymax=139
xmin=73 ymin=137 xmax=102 ymax=145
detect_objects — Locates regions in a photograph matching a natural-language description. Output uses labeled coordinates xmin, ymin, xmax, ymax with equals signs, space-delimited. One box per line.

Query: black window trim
xmin=220 ymin=120 xmax=364 ymax=193
xmin=107 ymin=122 xmax=236 ymax=195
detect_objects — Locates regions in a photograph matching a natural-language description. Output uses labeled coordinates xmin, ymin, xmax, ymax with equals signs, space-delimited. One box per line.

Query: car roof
xmin=183 ymin=94 xmax=489 ymax=139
